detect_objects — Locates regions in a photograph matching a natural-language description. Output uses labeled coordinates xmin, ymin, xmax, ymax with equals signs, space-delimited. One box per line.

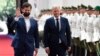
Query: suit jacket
xmin=11 ymin=17 xmax=39 ymax=49
xmin=44 ymin=16 xmax=71 ymax=48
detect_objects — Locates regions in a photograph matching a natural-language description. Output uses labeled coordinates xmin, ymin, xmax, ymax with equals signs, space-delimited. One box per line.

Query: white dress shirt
xmin=54 ymin=16 xmax=61 ymax=31
xmin=14 ymin=16 xmax=31 ymax=32
xmin=24 ymin=18 xmax=31 ymax=32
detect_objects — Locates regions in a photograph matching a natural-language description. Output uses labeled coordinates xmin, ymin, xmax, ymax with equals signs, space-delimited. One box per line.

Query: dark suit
xmin=44 ymin=16 xmax=71 ymax=56
xmin=11 ymin=17 xmax=39 ymax=56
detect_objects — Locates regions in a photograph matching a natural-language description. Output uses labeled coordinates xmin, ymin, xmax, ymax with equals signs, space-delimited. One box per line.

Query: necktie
xmin=56 ymin=18 xmax=62 ymax=43
xmin=56 ymin=19 xmax=59 ymax=31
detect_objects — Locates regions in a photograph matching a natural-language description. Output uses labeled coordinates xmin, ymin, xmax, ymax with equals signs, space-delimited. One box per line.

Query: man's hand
xmin=14 ymin=8 xmax=21 ymax=21
xmin=34 ymin=48 xmax=38 ymax=56
xmin=67 ymin=47 xmax=71 ymax=52
xmin=16 ymin=8 xmax=21 ymax=17
xmin=45 ymin=47 xmax=50 ymax=54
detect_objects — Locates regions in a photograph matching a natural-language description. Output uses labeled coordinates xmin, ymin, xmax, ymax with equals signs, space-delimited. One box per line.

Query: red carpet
xmin=0 ymin=35 xmax=14 ymax=56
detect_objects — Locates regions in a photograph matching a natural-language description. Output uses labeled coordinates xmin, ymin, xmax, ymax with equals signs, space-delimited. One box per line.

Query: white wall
xmin=63 ymin=0 xmax=81 ymax=7
xmin=28 ymin=0 xmax=35 ymax=17
xmin=28 ymin=0 xmax=49 ymax=17
xmin=63 ymin=0 xmax=100 ymax=7
xmin=49 ymin=0 xmax=63 ymax=9
xmin=37 ymin=0 xmax=49 ymax=10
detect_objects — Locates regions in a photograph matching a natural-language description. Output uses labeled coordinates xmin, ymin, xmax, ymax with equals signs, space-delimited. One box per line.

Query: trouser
xmin=79 ymin=40 xmax=87 ymax=56
xmin=86 ymin=42 xmax=97 ymax=56
xmin=72 ymin=37 xmax=80 ymax=56
xmin=68 ymin=38 xmax=73 ymax=56
xmin=14 ymin=44 xmax=34 ymax=56
xmin=95 ymin=41 xmax=100 ymax=56
xmin=48 ymin=43 xmax=67 ymax=56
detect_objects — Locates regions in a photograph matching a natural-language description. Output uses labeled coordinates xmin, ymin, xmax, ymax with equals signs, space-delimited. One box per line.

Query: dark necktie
xmin=56 ymin=18 xmax=59 ymax=31
xmin=56 ymin=18 xmax=62 ymax=43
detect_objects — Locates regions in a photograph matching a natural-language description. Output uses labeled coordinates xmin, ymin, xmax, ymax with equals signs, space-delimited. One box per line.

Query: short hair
xmin=52 ymin=6 xmax=62 ymax=10
xmin=22 ymin=2 xmax=32 ymax=9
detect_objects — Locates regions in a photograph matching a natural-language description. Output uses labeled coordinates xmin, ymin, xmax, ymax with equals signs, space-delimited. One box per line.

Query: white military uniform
xmin=66 ymin=14 xmax=73 ymax=27
xmin=38 ymin=14 xmax=52 ymax=31
xmin=62 ymin=13 xmax=72 ymax=27
xmin=86 ymin=15 xmax=94 ymax=42
xmin=62 ymin=13 xmax=67 ymax=18
xmin=93 ymin=15 xmax=100 ymax=42
xmin=62 ymin=13 xmax=73 ymax=39
xmin=80 ymin=13 xmax=88 ymax=41
xmin=75 ymin=13 xmax=82 ymax=38
xmin=70 ymin=13 xmax=77 ymax=38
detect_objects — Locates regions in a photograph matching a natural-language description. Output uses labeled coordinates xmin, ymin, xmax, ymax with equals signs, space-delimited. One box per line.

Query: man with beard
xmin=11 ymin=2 xmax=39 ymax=56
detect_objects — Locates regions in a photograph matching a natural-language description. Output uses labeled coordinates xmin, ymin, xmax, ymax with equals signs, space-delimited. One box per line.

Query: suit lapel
xmin=51 ymin=17 xmax=56 ymax=28
xmin=21 ymin=18 xmax=27 ymax=33
xmin=51 ymin=17 xmax=61 ymax=32
xmin=60 ymin=17 xmax=63 ymax=32
xmin=51 ymin=17 xmax=64 ymax=32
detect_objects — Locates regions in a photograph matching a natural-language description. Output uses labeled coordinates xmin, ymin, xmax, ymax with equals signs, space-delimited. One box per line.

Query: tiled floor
xmin=37 ymin=47 xmax=47 ymax=56
xmin=0 ymin=47 xmax=47 ymax=56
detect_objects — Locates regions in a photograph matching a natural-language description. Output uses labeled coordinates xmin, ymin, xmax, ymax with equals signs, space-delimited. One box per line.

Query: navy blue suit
xmin=11 ymin=17 xmax=39 ymax=56
xmin=44 ymin=16 xmax=71 ymax=56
